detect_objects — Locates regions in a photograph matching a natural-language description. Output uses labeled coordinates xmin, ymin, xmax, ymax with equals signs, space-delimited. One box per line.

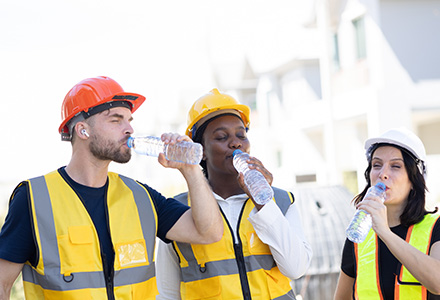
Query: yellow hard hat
xmin=186 ymin=88 xmax=250 ymax=139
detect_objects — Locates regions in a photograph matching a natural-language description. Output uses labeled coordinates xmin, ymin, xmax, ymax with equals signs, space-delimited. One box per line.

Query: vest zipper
xmin=233 ymin=201 xmax=252 ymax=300
xmin=103 ymin=188 xmax=116 ymax=300
xmin=102 ymin=251 xmax=115 ymax=300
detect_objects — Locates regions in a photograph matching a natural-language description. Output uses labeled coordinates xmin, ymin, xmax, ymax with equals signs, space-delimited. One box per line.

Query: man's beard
xmin=89 ymin=135 xmax=131 ymax=163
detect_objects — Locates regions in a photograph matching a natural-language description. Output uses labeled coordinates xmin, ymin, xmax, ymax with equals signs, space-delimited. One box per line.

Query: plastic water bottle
xmin=232 ymin=149 xmax=274 ymax=205
xmin=127 ymin=136 xmax=203 ymax=165
xmin=346 ymin=182 xmax=386 ymax=243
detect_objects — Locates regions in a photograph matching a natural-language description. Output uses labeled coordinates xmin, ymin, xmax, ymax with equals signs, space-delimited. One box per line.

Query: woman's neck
xmin=386 ymin=204 xmax=405 ymax=227
xmin=208 ymin=173 xmax=244 ymax=199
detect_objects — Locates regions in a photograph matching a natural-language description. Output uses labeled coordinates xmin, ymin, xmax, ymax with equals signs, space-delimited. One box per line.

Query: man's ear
xmin=74 ymin=122 xmax=89 ymax=139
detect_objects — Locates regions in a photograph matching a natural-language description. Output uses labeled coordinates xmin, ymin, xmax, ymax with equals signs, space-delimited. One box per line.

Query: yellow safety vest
xmin=354 ymin=213 xmax=439 ymax=300
xmin=173 ymin=187 xmax=296 ymax=300
xmin=21 ymin=170 xmax=159 ymax=299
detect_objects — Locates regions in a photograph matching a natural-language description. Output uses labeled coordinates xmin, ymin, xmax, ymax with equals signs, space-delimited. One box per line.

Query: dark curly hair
xmin=354 ymin=143 xmax=437 ymax=226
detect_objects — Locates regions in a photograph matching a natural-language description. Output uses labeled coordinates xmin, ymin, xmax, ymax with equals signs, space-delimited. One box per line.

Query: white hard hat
xmin=365 ymin=127 xmax=427 ymax=178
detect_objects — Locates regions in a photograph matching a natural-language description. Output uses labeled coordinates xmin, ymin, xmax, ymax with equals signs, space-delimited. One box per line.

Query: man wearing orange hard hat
xmin=0 ymin=76 xmax=223 ymax=300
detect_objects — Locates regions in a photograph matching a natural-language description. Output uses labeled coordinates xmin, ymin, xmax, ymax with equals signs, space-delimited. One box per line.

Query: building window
xmin=352 ymin=16 xmax=366 ymax=59
xmin=296 ymin=174 xmax=317 ymax=183
xmin=332 ymin=33 xmax=341 ymax=71
xmin=276 ymin=149 xmax=282 ymax=168
xmin=242 ymin=91 xmax=257 ymax=111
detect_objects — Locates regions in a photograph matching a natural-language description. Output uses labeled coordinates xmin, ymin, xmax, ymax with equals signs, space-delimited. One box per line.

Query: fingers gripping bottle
xmin=232 ymin=149 xmax=274 ymax=205
xmin=346 ymin=182 xmax=386 ymax=243
xmin=127 ymin=136 xmax=203 ymax=165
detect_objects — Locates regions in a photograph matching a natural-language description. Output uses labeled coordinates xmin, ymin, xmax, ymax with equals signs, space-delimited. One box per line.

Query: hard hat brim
xmin=58 ymin=92 xmax=146 ymax=134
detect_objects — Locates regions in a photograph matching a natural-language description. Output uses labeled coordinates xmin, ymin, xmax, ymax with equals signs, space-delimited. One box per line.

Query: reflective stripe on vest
xmin=394 ymin=214 xmax=439 ymax=299
xmin=173 ymin=187 xmax=296 ymax=300
xmin=355 ymin=214 xmax=439 ymax=300
xmin=354 ymin=230 xmax=382 ymax=300
xmin=23 ymin=171 xmax=158 ymax=299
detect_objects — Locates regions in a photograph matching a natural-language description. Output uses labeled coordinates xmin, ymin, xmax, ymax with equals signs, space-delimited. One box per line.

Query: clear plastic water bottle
xmin=232 ymin=149 xmax=274 ymax=205
xmin=346 ymin=182 xmax=386 ymax=243
xmin=127 ymin=136 xmax=203 ymax=165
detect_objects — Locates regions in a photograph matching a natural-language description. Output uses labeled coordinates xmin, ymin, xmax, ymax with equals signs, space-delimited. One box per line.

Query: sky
xmin=0 ymin=0 xmax=313 ymax=208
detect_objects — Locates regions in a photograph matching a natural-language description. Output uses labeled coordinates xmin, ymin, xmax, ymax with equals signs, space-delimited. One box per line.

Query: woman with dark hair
xmin=156 ymin=89 xmax=312 ymax=300
xmin=334 ymin=128 xmax=440 ymax=300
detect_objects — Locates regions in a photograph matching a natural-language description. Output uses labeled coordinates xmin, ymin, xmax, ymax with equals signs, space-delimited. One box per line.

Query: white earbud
xmin=81 ymin=129 xmax=89 ymax=137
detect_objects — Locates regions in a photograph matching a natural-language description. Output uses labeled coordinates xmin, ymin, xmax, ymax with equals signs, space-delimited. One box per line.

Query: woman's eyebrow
xmin=212 ymin=126 xmax=245 ymax=133
xmin=372 ymin=157 xmax=404 ymax=162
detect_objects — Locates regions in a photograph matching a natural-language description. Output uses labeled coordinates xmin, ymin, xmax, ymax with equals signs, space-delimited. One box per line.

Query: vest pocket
xmin=246 ymin=231 xmax=271 ymax=255
xmin=58 ymin=225 xmax=99 ymax=274
xmin=115 ymin=239 xmax=148 ymax=268
xmin=189 ymin=228 xmax=234 ymax=263
xmin=265 ymin=267 xmax=292 ymax=299
xmin=43 ymin=288 xmax=93 ymax=299
xmin=181 ymin=277 xmax=222 ymax=300
xmin=131 ymin=277 xmax=159 ymax=300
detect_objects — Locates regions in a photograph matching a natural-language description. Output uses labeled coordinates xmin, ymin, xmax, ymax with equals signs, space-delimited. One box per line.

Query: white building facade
xmin=214 ymin=0 xmax=440 ymax=206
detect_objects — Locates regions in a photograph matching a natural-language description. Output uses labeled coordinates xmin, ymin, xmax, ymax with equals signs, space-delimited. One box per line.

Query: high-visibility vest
xmin=173 ymin=187 xmax=297 ymax=300
xmin=354 ymin=213 xmax=440 ymax=300
xmin=21 ymin=170 xmax=159 ymax=299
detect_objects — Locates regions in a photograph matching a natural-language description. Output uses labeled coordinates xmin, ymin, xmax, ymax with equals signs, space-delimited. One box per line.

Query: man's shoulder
xmin=10 ymin=181 xmax=30 ymax=201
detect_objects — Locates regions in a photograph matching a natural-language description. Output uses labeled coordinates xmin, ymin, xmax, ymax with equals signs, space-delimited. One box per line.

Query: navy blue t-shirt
xmin=0 ymin=167 xmax=190 ymax=274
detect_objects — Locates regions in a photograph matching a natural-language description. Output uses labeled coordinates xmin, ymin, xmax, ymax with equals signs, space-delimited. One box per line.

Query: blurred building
xmin=292 ymin=185 xmax=354 ymax=300
xmin=210 ymin=0 xmax=440 ymax=205
xmin=207 ymin=0 xmax=440 ymax=299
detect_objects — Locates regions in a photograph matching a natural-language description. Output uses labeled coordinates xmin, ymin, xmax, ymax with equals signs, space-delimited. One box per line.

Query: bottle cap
xmin=232 ymin=149 xmax=243 ymax=157
xmin=375 ymin=182 xmax=386 ymax=191
xmin=127 ymin=137 xmax=134 ymax=148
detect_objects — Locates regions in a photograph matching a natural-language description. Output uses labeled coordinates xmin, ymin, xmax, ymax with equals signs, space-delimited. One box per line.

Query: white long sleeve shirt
xmin=156 ymin=192 xmax=312 ymax=300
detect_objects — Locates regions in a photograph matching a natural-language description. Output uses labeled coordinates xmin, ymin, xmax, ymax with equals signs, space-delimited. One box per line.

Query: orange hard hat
xmin=59 ymin=76 xmax=146 ymax=141
xmin=186 ymin=88 xmax=250 ymax=139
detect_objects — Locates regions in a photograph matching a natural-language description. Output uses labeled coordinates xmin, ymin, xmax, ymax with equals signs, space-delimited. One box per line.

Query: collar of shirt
xmin=213 ymin=192 xmax=248 ymax=202
xmin=212 ymin=192 xmax=251 ymax=242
